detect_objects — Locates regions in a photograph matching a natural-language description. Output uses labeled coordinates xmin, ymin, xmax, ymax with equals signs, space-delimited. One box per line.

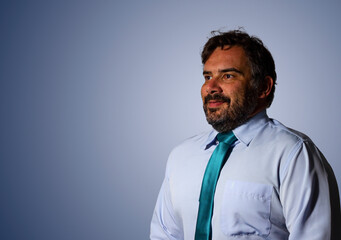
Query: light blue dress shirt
xmin=150 ymin=111 xmax=340 ymax=240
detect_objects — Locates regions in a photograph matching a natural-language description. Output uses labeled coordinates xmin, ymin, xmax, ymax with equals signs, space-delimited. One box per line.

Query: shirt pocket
xmin=220 ymin=180 xmax=272 ymax=237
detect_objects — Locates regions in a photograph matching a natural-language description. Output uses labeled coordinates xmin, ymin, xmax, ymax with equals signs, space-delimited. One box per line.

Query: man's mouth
xmin=207 ymin=100 xmax=225 ymax=108
xmin=204 ymin=94 xmax=231 ymax=108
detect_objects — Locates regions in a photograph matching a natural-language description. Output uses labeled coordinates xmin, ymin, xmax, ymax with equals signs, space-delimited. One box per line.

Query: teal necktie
xmin=195 ymin=131 xmax=237 ymax=240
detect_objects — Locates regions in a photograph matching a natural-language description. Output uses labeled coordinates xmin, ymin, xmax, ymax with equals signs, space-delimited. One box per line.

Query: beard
xmin=203 ymin=86 xmax=259 ymax=133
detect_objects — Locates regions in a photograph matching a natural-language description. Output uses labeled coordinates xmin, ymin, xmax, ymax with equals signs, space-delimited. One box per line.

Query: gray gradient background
xmin=1 ymin=0 xmax=341 ymax=239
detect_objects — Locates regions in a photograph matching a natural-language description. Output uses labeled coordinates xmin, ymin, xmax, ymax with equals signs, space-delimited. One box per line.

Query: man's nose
xmin=206 ymin=77 xmax=222 ymax=94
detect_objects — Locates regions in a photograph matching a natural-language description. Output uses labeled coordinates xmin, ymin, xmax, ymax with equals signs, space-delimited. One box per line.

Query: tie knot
xmin=217 ymin=131 xmax=237 ymax=145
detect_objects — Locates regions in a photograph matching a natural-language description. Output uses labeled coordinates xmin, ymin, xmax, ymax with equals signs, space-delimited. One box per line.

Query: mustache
xmin=204 ymin=94 xmax=231 ymax=104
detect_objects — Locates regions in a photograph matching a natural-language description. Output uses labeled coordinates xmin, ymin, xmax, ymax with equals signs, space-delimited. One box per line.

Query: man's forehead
xmin=207 ymin=45 xmax=245 ymax=60
xmin=203 ymin=46 xmax=248 ymax=71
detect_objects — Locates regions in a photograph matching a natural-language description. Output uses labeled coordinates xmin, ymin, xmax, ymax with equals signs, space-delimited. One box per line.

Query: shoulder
xmin=169 ymin=130 xmax=213 ymax=157
xmin=165 ymin=130 xmax=214 ymax=175
xmin=261 ymin=118 xmax=313 ymax=147
xmin=247 ymin=117 xmax=320 ymax=169
xmin=264 ymin=118 xmax=326 ymax=177
xmin=234 ymin=111 xmax=313 ymax=151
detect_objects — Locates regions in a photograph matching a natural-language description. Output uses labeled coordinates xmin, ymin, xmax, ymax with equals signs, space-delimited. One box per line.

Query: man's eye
xmin=204 ymin=76 xmax=212 ymax=81
xmin=222 ymin=74 xmax=233 ymax=79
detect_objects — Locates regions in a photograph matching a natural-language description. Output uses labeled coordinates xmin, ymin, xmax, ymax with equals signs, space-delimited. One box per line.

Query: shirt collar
xmin=203 ymin=130 xmax=219 ymax=150
xmin=203 ymin=110 xmax=269 ymax=150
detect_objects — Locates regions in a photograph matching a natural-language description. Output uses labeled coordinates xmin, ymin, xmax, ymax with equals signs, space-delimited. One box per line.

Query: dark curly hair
xmin=201 ymin=30 xmax=277 ymax=107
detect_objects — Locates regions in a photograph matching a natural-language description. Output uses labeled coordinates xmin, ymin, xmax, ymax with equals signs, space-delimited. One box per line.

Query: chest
xmin=169 ymin=143 xmax=289 ymax=239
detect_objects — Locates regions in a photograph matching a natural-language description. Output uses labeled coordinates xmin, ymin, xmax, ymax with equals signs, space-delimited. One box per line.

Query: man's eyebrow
xmin=202 ymin=68 xmax=243 ymax=75
xmin=219 ymin=68 xmax=243 ymax=75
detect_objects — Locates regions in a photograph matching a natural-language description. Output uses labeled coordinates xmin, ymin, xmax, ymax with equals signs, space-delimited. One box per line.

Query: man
xmin=150 ymin=30 xmax=341 ymax=240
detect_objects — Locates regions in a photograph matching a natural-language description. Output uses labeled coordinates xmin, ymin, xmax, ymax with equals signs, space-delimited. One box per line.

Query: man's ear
xmin=259 ymin=76 xmax=273 ymax=99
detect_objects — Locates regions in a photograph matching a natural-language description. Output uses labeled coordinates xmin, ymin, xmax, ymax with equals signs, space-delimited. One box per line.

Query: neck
xmin=248 ymin=103 xmax=267 ymax=120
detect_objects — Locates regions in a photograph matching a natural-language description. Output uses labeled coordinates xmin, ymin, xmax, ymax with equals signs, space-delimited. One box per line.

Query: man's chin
xmin=205 ymin=112 xmax=222 ymax=123
xmin=205 ymin=110 xmax=249 ymax=132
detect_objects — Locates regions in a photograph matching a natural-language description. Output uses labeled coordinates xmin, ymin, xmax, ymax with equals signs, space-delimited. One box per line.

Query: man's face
xmin=201 ymin=45 xmax=259 ymax=133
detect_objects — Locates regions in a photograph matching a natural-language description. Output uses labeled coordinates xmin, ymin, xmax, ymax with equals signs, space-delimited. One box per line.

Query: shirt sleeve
xmin=150 ymin=175 xmax=184 ymax=240
xmin=280 ymin=140 xmax=341 ymax=240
